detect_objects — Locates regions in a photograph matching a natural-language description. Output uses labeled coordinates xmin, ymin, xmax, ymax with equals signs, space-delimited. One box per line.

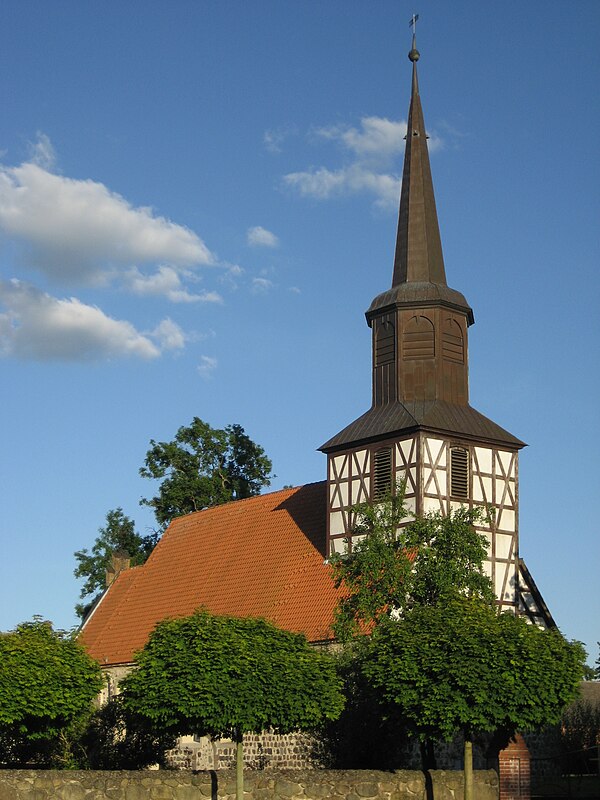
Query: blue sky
xmin=0 ymin=2 xmax=598 ymax=664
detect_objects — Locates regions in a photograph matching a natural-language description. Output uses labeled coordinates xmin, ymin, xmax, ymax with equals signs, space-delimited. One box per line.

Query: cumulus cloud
xmin=247 ymin=226 xmax=279 ymax=248
xmin=0 ymin=160 xmax=214 ymax=284
xmin=284 ymin=115 xmax=443 ymax=210
xmin=0 ymin=279 xmax=179 ymax=361
xmin=124 ymin=265 xmax=222 ymax=303
xmin=197 ymin=355 xmax=217 ymax=379
xmin=284 ymin=164 xmax=400 ymax=209
xmin=316 ymin=116 xmax=407 ymax=160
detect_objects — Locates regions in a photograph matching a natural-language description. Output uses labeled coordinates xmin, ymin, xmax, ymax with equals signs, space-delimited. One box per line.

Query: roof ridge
xmin=167 ymin=481 xmax=327 ymax=523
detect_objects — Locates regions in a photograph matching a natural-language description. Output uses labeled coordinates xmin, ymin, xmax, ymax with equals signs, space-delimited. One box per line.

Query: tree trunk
xmin=464 ymin=736 xmax=473 ymax=800
xmin=420 ymin=739 xmax=437 ymax=770
xmin=235 ymin=730 xmax=244 ymax=800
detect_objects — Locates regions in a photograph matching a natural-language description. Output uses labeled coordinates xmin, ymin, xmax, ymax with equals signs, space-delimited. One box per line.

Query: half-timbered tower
xmin=320 ymin=38 xmax=525 ymax=612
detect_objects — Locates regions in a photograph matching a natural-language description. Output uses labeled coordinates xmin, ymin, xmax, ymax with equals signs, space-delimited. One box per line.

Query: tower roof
xmin=320 ymin=399 xmax=525 ymax=452
xmin=368 ymin=36 xmax=473 ymax=324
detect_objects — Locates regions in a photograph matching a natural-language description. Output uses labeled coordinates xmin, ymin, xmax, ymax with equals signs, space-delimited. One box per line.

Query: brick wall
xmin=498 ymin=734 xmax=530 ymax=800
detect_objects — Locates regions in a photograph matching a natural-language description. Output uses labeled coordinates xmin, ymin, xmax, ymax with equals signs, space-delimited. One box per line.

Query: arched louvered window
xmin=373 ymin=447 xmax=393 ymax=500
xmin=375 ymin=320 xmax=395 ymax=366
xmin=403 ymin=315 xmax=435 ymax=360
xmin=442 ymin=318 xmax=464 ymax=364
xmin=450 ymin=447 xmax=469 ymax=498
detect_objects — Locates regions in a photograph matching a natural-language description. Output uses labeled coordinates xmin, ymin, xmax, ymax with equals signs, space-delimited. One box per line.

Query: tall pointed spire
xmin=392 ymin=31 xmax=446 ymax=286
xmin=366 ymin=29 xmax=473 ymax=325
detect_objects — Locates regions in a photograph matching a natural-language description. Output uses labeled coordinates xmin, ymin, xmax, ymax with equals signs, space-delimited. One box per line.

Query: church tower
xmin=320 ymin=36 xmax=525 ymax=612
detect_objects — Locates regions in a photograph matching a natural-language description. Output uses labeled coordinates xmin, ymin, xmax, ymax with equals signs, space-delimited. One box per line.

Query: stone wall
xmin=168 ymin=732 xmax=319 ymax=771
xmin=429 ymin=769 xmax=498 ymax=800
xmin=0 ymin=768 xmax=499 ymax=800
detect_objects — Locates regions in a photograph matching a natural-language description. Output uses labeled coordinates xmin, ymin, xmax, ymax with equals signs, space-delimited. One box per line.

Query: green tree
xmin=78 ymin=696 xmax=177 ymax=769
xmin=139 ymin=417 xmax=273 ymax=528
xmin=121 ymin=609 xmax=344 ymax=800
xmin=331 ymin=486 xmax=494 ymax=642
xmin=559 ymin=696 xmax=600 ymax=772
xmin=360 ymin=599 xmax=586 ymax=800
xmin=73 ymin=507 xmax=156 ymax=618
xmin=0 ymin=619 xmax=104 ymax=767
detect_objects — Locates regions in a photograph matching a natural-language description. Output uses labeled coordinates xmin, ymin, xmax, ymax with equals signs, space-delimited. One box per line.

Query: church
xmin=80 ymin=35 xmax=553 ymax=690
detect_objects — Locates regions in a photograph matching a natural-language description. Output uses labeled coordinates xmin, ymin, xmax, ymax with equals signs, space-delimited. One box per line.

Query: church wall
xmin=327 ymin=434 xmax=419 ymax=555
xmin=327 ymin=434 xmax=519 ymax=610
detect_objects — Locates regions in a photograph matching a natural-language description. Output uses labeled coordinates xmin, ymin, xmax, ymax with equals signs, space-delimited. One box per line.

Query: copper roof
xmin=388 ymin=44 xmax=473 ymax=324
xmin=80 ymin=483 xmax=343 ymax=666
xmin=321 ymin=400 xmax=526 ymax=452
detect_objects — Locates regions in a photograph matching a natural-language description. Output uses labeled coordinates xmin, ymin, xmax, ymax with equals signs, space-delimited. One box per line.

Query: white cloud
xmin=219 ymin=263 xmax=245 ymax=291
xmin=284 ymin=115 xmax=443 ymax=210
xmin=28 ymin=132 xmax=57 ymax=170
xmin=0 ymin=279 xmax=166 ymax=361
xmin=316 ymin=115 xmax=443 ymax=160
xmin=316 ymin=116 xmax=407 ymax=161
xmin=124 ymin=265 xmax=222 ymax=303
xmin=251 ymin=277 xmax=274 ymax=293
xmin=151 ymin=318 xmax=186 ymax=351
xmin=197 ymin=355 xmax=217 ymax=379
xmin=284 ymin=164 xmax=400 ymax=210
xmin=0 ymin=159 xmax=214 ymax=284
xmin=247 ymin=226 xmax=279 ymax=248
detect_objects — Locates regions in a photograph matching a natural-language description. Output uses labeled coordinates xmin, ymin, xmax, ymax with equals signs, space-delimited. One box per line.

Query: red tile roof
xmin=80 ymin=482 xmax=343 ymax=666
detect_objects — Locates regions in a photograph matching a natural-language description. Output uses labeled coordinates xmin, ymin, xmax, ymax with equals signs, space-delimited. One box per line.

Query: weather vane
xmin=408 ymin=13 xmax=420 ymax=62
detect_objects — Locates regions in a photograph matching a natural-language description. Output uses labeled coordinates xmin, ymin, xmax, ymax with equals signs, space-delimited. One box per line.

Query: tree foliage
xmin=73 ymin=507 xmax=156 ymax=618
xmin=122 ymin=609 xmax=344 ymax=737
xmin=139 ymin=417 xmax=273 ymax=528
xmin=360 ymin=598 xmax=585 ymax=800
xmin=78 ymin=696 xmax=177 ymax=770
xmin=330 ymin=488 xmax=586 ymax=796
xmin=0 ymin=619 xmax=104 ymax=767
xmin=560 ymin=696 xmax=600 ymax=759
xmin=361 ymin=599 xmax=586 ymax=743
xmin=319 ymin=643 xmax=411 ymax=769
xmin=331 ymin=486 xmax=494 ymax=642
xmin=122 ymin=609 xmax=344 ymax=798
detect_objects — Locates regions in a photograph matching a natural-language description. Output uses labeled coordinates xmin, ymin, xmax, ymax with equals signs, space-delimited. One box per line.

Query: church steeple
xmin=321 ymin=24 xmax=527 ymax=616
xmin=392 ymin=35 xmax=447 ymax=287
xmin=363 ymin=38 xmax=475 ymax=410
xmin=366 ymin=38 xmax=473 ymax=330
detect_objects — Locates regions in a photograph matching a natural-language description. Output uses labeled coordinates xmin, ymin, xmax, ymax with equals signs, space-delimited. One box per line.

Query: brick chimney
xmin=105 ymin=549 xmax=131 ymax=588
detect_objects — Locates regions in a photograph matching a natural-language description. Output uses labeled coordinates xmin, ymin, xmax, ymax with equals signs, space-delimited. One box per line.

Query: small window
xmin=373 ymin=447 xmax=393 ymax=499
xmin=403 ymin=315 xmax=435 ymax=360
xmin=450 ymin=447 xmax=469 ymax=498
xmin=442 ymin=318 xmax=464 ymax=364
xmin=375 ymin=320 xmax=395 ymax=366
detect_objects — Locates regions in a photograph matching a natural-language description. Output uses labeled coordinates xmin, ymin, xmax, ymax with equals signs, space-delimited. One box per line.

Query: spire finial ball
xmin=408 ymin=47 xmax=420 ymax=62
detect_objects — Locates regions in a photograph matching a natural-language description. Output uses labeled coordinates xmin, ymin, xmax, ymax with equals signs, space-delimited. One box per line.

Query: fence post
xmin=498 ymin=734 xmax=531 ymax=800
